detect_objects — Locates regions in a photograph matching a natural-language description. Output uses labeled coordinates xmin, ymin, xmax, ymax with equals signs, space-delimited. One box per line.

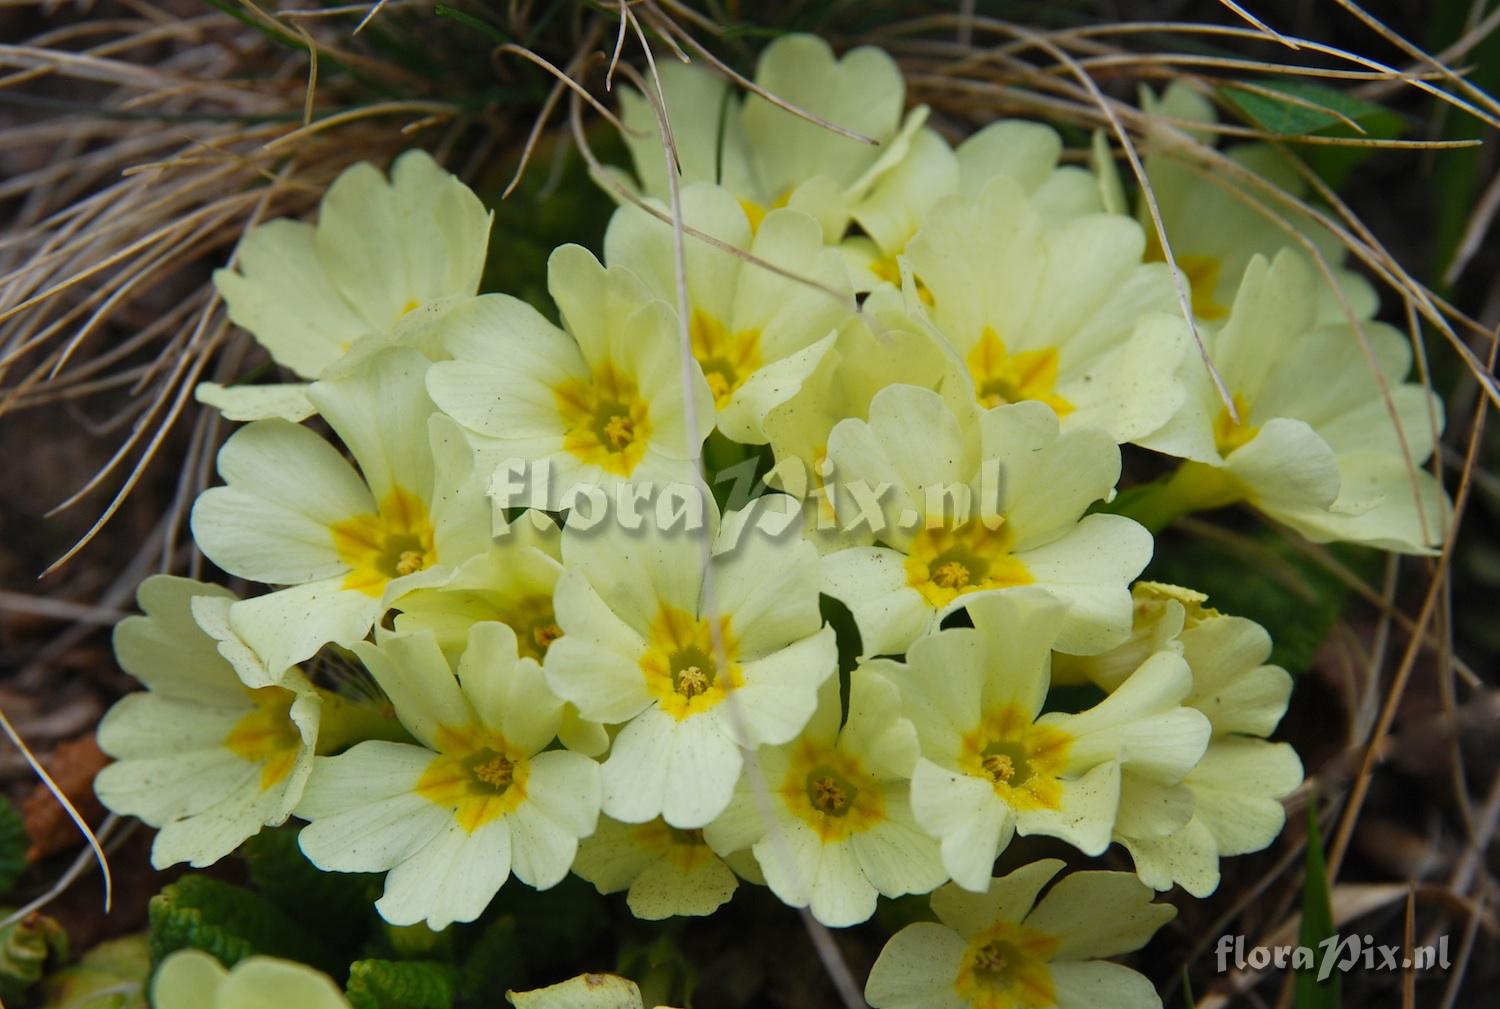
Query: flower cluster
xmin=98 ymin=33 xmax=1447 ymax=1009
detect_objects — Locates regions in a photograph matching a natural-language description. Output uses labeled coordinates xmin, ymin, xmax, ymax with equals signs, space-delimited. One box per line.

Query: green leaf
xmin=147 ymin=876 xmax=329 ymax=972
xmin=1293 ymin=808 xmax=1340 ymax=1009
xmin=477 ymin=126 xmax=622 ymax=318
xmin=458 ymin=915 xmax=526 ymax=1003
xmin=617 ymin=934 xmax=696 ymax=1009
xmin=0 ymin=911 xmax=68 ymax=1000
xmin=1144 ymin=529 xmax=1369 ymax=674
xmin=0 ymin=798 xmax=28 ymax=897
xmin=1217 ymin=80 xmax=1405 ymax=188
xmin=487 ymin=875 xmax=607 ymax=976
xmin=345 ymin=959 xmax=457 ymax=1009
xmin=1218 ymin=80 xmax=1394 ymax=137
xmin=431 ymin=5 xmax=511 ymax=44
xmin=243 ymin=825 xmax=382 ymax=937
xmin=41 ymin=933 xmax=149 ymax=1009
xmin=371 ymin=922 xmax=454 ymax=964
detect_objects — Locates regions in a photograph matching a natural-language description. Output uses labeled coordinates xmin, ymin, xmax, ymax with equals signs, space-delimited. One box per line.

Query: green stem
xmin=314 ymin=690 xmax=411 ymax=755
xmin=1114 ymin=462 xmax=1245 ymax=534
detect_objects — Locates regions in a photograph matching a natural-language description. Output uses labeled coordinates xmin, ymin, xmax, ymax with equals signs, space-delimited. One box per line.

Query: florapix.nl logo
xmin=1215 ymin=933 xmax=1451 ymax=981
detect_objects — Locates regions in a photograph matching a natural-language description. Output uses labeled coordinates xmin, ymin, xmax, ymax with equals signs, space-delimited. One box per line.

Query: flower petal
xmin=1023 ymin=869 xmax=1175 ymax=960
xmin=377 ymin=816 xmax=512 ymax=929
xmin=864 ymin=922 xmax=969 ymax=1009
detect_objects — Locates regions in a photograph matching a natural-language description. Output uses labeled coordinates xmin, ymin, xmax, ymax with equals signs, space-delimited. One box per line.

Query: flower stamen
xmin=675 ymin=664 xmax=710 ymax=698
xmin=932 ymin=560 xmax=972 ymax=590
xmin=981 ymin=753 xmax=1015 ymax=784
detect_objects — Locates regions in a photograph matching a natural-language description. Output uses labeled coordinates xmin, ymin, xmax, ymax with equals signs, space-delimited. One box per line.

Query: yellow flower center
xmin=1144 ymin=232 xmax=1227 ymax=321
xmin=869 ymin=255 xmax=934 ymax=305
xmin=331 ymin=486 xmax=438 ymax=596
xmin=415 ymin=726 xmax=530 ymax=833
xmin=224 ymin=687 xmax=303 ymax=790
xmin=555 ymin=362 xmax=653 ymax=477
xmin=737 ymin=189 xmax=791 ymax=234
xmin=1212 ymin=392 xmax=1260 ymax=457
xmin=958 ymin=705 xmax=1072 ymax=812
xmin=781 ymin=739 xmax=885 ymax=842
xmin=640 ymin=604 xmax=742 ymax=720
xmin=690 ymin=310 xmax=762 ymax=410
xmin=954 ymin=920 xmax=1060 ymax=1009
xmin=905 ymin=518 xmax=1033 ymax=609
xmin=631 ymin=819 xmax=715 ymax=872
xmin=966 ymin=327 xmax=1072 ymax=415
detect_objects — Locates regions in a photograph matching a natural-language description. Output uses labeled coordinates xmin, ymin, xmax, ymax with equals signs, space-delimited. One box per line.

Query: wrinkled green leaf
xmin=0 ymin=911 xmax=68 ymax=1000
xmin=41 ymin=933 xmax=149 ymax=1009
xmin=345 ymin=959 xmax=457 ymax=1009
xmin=148 ymin=875 xmax=329 ymax=972
xmin=1293 ymin=808 xmax=1340 ymax=1009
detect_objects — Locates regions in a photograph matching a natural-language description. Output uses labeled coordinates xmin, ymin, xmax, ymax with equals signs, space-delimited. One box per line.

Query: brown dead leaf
xmin=22 ymin=735 xmax=109 ymax=863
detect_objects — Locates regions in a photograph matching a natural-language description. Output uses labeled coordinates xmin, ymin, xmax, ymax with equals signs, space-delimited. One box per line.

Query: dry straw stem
xmin=0 ymin=1 xmax=474 ymax=576
xmin=2 ymin=2 xmax=1499 ymax=1004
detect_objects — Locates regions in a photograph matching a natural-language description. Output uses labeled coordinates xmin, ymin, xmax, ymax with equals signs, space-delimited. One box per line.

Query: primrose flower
xmin=703 ymin=669 xmax=945 ymax=927
xmin=544 ymin=494 xmax=837 ymax=828
xmin=392 ymin=511 xmax=607 ymax=758
xmin=845 ymin=120 xmax=1108 ymax=293
xmin=1137 ymin=82 xmax=1377 ymax=324
xmin=617 ymin=33 xmax=924 ymax=241
xmin=602 ymin=182 xmax=852 ymax=442
xmin=572 ymin=814 xmax=738 ymax=920
xmin=394 ymin=511 xmax=564 ymax=665
xmin=878 ymin=592 xmax=1210 ymax=890
xmin=1136 ymin=249 xmax=1450 ymax=553
xmin=426 ymin=245 xmax=712 ymax=506
xmin=153 ymin=950 xmax=350 ymax=1009
xmin=865 ymin=860 xmax=1175 ymax=1009
xmin=1107 ymin=598 xmax=1303 ymax=896
xmin=902 ymin=174 xmax=1189 ymax=444
xmin=202 ymin=151 xmax=491 ymax=421
xmin=296 ymin=623 xmax=600 ymax=930
xmin=821 ymin=385 xmax=1152 ymax=657
xmin=760 ymin=297 xmax=969 ymax=550
xmin=95 ymin=576 xmax=318 ymax=869
xmin=190 ymin=348 xmax=490 ymax=683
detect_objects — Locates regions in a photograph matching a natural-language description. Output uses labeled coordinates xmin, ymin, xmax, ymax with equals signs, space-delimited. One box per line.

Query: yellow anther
xmin=396 ymin=550 xmax=426 ymax=576
xmin=533 ymin=623 xmax=563 ymax=650
xmin=812 ymin=776 xmax=848 ymax=813
xmin=675 ymin=665 xmax=709 ymax=698
xmin=982 ymin=753 xmax=1015 ymax=783
xmin=933 ymin=561 xmax=972 ymax=589
xmin=472 ymin=755 xmax=515 ymax=789
xmin=603 ymin=414 xmax=635 ymax=448
xmin=974 ymin=942 xmax=1008 ymax=973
